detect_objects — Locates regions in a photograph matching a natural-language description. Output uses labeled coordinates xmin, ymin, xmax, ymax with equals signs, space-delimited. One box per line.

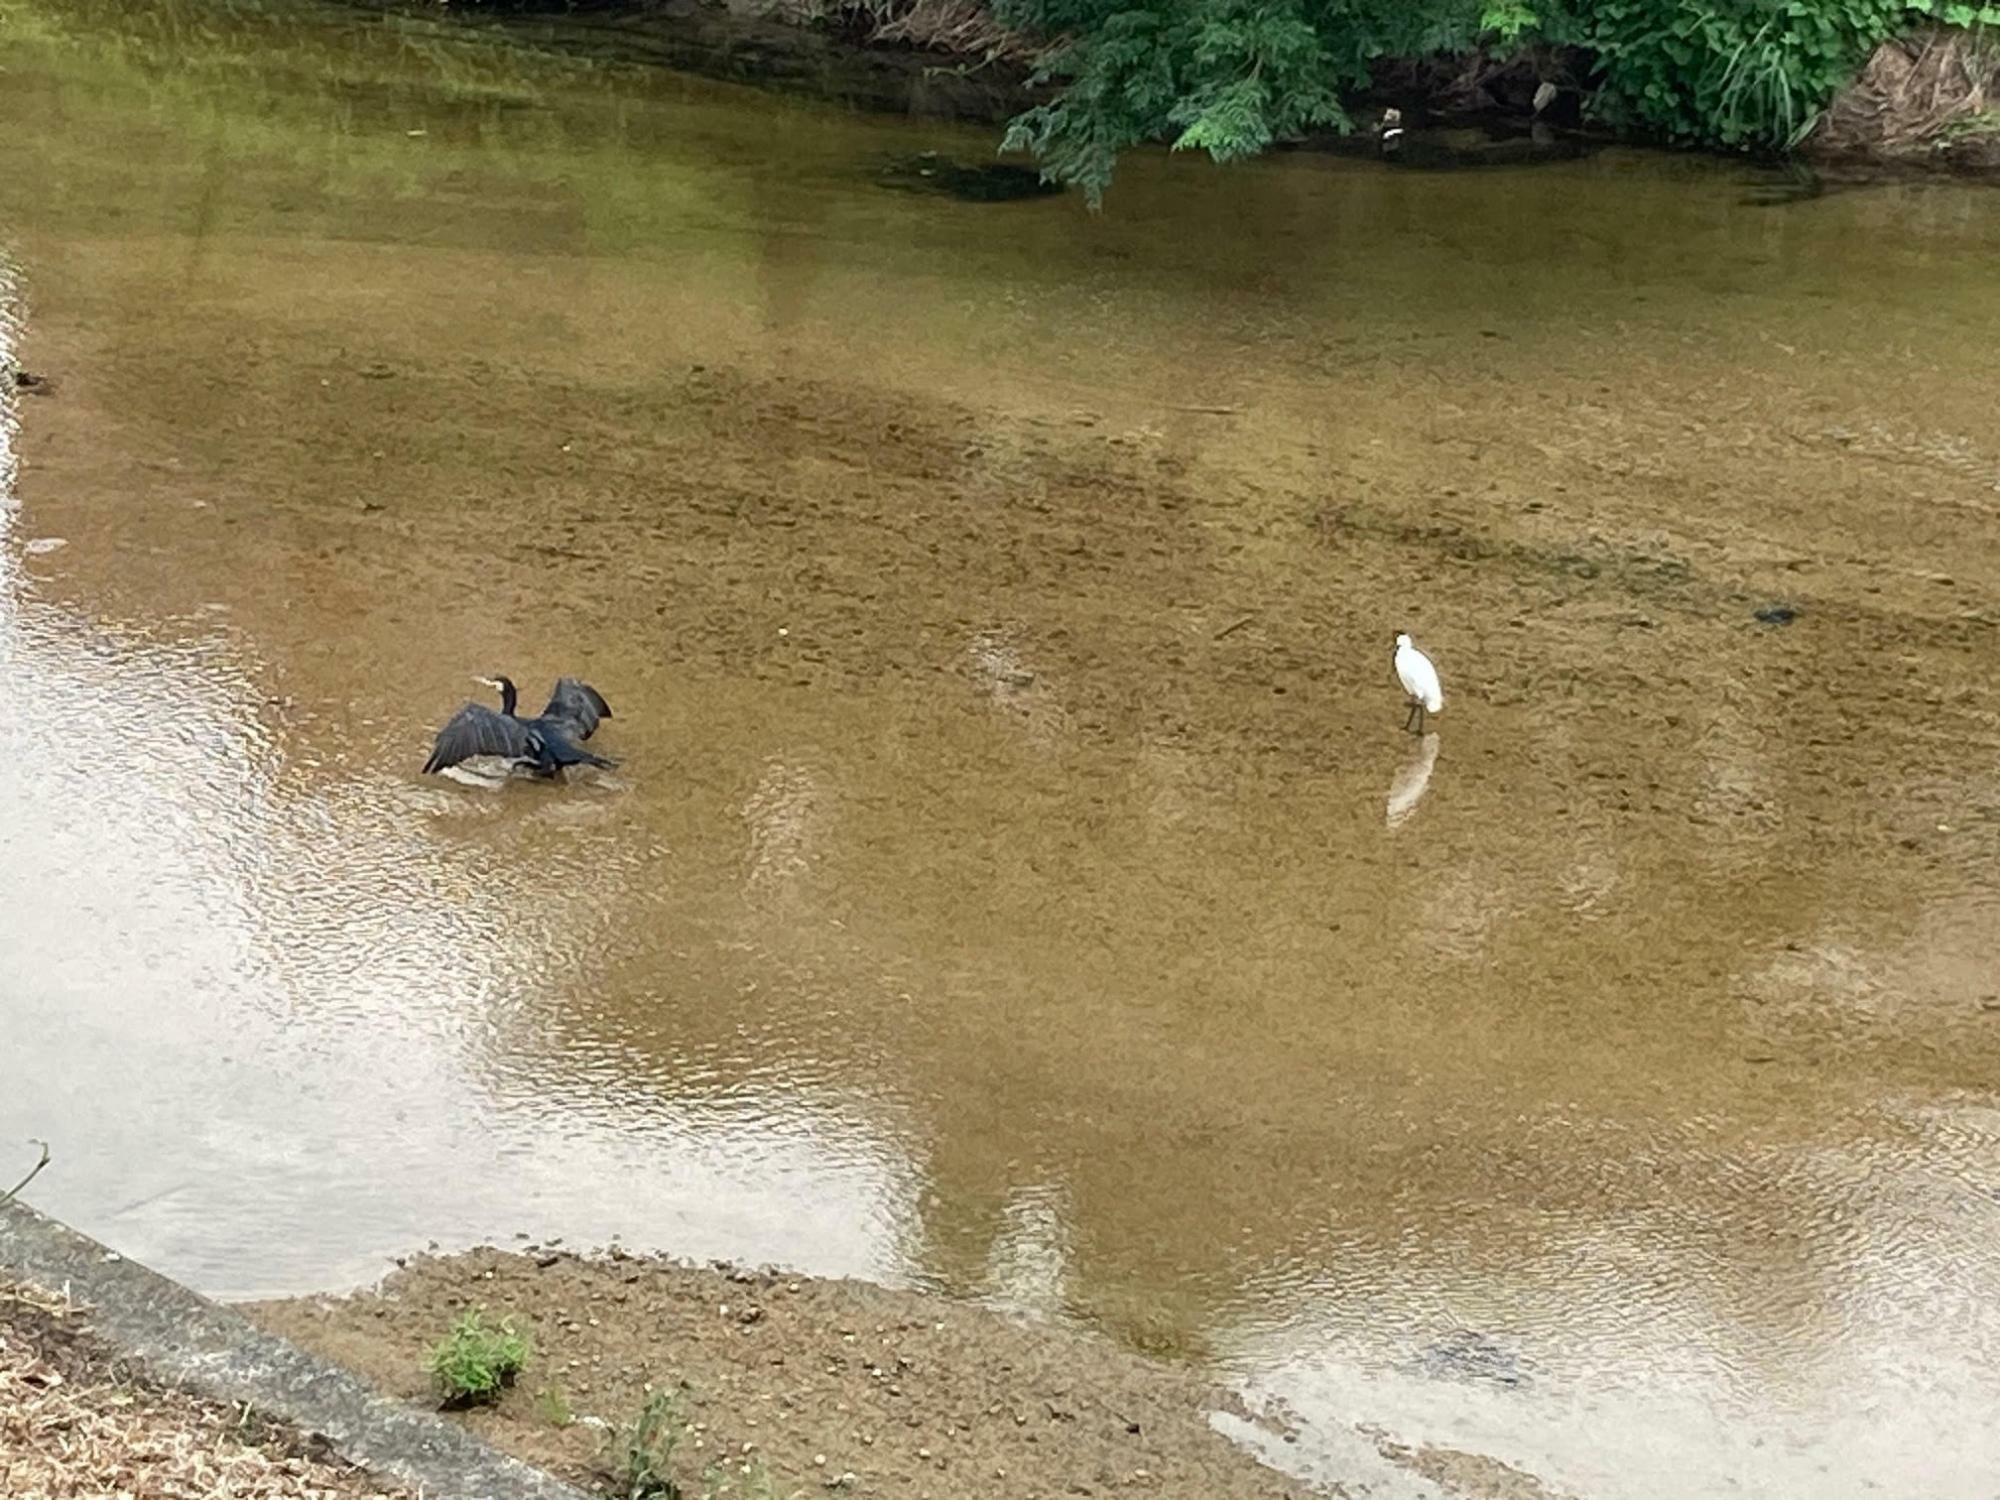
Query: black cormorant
xmin=423 ymin=675 xmax=616 ymax=778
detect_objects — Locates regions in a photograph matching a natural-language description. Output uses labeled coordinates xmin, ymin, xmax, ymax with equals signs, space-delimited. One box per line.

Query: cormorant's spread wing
xmin=423 ymin=702 xmax=539 ymax=773
xmin=539 ymin=677 xmax=611 ymax=741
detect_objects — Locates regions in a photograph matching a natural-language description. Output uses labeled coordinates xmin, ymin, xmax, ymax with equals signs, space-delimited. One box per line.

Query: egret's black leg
xmin=1404 ymin=699 xmax=1419 ymax=732
xmin=1412 ymin=703 xmax=1426 ymax=735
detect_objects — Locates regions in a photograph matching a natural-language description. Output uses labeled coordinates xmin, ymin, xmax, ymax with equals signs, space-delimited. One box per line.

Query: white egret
xmin=1393 ymin=633 xmax=1443 ymax=733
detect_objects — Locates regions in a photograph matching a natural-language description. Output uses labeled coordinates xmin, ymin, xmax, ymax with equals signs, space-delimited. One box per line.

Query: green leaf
xmin=1479 ymin=1 xmax=1539 ymax=41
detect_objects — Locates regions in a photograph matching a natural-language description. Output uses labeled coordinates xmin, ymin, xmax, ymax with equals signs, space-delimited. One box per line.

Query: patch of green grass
xmin=534 ymin=1383 xmax=575 ymax=1427
xmin=609 ymin=1391 xmax=684 ymax=1500
xmin=426 ymin=1310 xmax=529 ymax=1405
xmin=602 ymin=1390 xmax=796 ymax=1500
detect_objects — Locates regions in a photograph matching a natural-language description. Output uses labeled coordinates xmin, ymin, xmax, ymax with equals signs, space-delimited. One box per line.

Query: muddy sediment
xmin=249 ymin=1247 xmax=1324 ymax=1500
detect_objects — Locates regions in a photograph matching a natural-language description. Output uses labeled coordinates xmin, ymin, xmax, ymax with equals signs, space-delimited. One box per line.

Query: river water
xmin=2 ymin=1 xmax=1998 ymax=1494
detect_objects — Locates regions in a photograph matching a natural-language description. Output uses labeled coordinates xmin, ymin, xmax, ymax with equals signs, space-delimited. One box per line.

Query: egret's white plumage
xmin=1393 ymin=633 xmax=1443 ymax=731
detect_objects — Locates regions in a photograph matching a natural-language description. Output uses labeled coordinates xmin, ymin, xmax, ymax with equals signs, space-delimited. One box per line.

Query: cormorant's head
xmin=474 ymin=675 xmax=518 ymax=713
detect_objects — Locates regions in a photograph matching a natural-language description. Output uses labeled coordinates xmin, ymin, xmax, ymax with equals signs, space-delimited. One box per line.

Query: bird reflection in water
xmin=1385 ymin=732 xmax=1440 ymax=829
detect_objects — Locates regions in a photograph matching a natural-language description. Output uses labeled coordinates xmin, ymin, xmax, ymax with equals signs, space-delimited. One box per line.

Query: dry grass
xmin=870 ymin=0 xmax=1037 ymax=61
xmin=0 ymin=1280 xmax=405 ymax=1500
xmin=1814 ymin=26 xmax=2000 ymax=160
xmin=784 ymin=0 xmax=1043 ymax=65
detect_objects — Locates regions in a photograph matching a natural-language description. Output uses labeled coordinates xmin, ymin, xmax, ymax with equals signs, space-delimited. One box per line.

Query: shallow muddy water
xmin=3 ymin=1 xmax=1999 ymax=1494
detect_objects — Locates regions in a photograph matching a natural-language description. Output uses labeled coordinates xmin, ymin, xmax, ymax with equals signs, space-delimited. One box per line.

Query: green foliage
xmin=534 ymin=1383 xmax=575 ymax=1427
xmin=1479 ymin=0 xmax=1542 ymax=40
xmin=997 ymin=0 xmax=1485 ymax=202
xmin=610 ymin=1391 xmax=686 ymax=1500
xmin=996 ymin=0 xmax=2000 ymax=198
xmin=604 ymin=1391 xmax=792 ymax=1500
xmin=1930 ymin=0 xmax=2000 ymax=23
xmin=1537 ymin=0 xmax=2000 ymax=148
xmin=426 ymin=1311 xmax=529 ymax=1405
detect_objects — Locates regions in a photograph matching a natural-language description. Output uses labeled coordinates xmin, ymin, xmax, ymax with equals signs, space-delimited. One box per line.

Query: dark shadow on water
xmin=874 ymin=151 xmax=1063 ymax=203
xmin=1737 ymin=161 xmax=1830 ymax=207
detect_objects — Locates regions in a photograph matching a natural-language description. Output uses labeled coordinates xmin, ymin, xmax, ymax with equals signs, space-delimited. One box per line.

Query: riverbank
xmin=1812 ymin=28 xmax=2000 ymax=173
xmin=248 ymin=1246 xmax=1332 ymax=1500
xmin=340 ymin=0 xmax=2000 ymax=179
xmin=0 ymin=1203 xmax=591 ymax=1499
xmin=1 ymin=1277 xmax=407 ymax=1499
xmin=330 ymin=0 xmax=1040 ymax=125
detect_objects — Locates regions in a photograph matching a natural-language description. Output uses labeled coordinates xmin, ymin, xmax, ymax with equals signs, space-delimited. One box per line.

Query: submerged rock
xmin=1413 ymin=1328 xmax=1531 ymax=1388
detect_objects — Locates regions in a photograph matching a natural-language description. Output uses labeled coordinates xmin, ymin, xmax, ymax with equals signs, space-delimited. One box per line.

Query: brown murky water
xmin=4 ymin=0 xmax=2000 ymax=1493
